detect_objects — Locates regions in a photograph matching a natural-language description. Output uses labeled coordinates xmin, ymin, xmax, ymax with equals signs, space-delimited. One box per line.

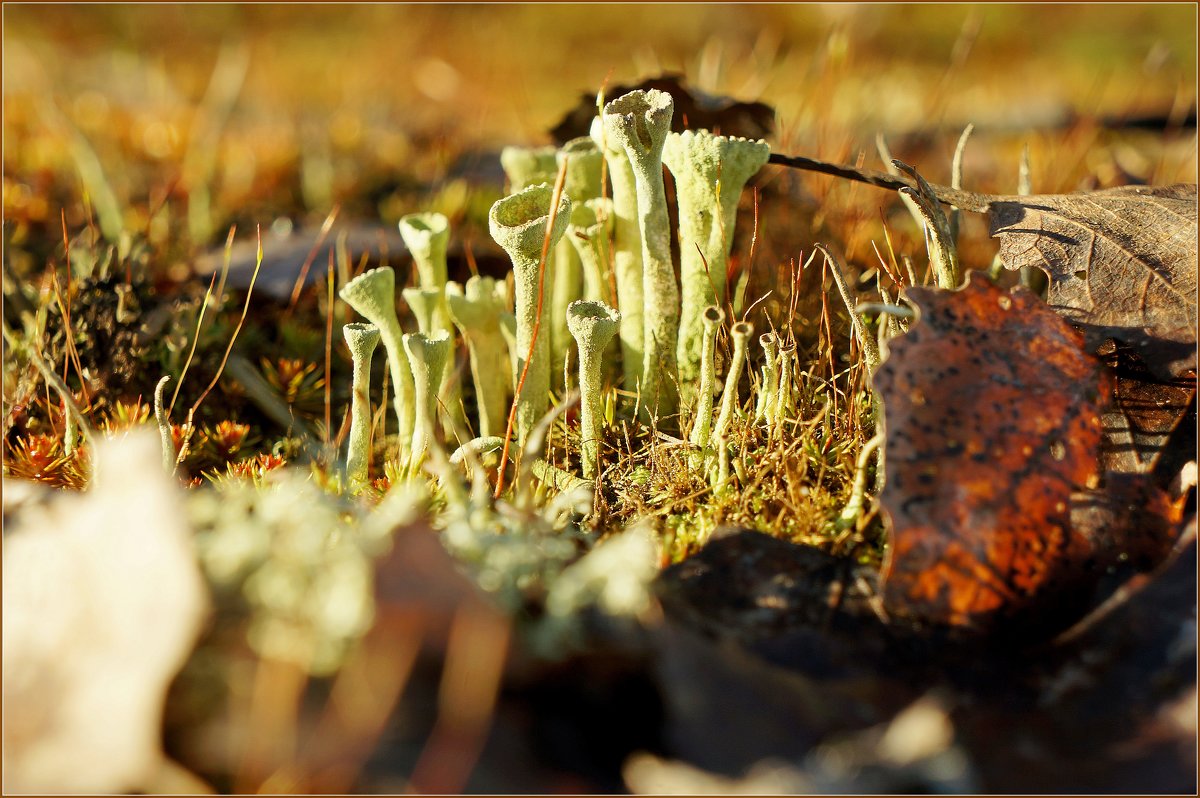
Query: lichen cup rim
xmin=489 ymin=183 xmax=572 ymax=255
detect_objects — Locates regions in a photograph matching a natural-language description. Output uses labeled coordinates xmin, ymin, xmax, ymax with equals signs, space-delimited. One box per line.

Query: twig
xmin=767 ymin=151 xmax=996 ymax=212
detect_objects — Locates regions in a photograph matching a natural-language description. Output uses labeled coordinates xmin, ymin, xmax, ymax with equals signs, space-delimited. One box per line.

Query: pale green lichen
xmin=590 ymin=114 xmax=644 ymax=395
xmin=342 ymin=322 xmax=380 ymax=492
xmin=402 ymin=330 xmax=451 ymax=470
xmin=446 ymin=276 xmax=511 ymax=438
xmin=397 ymin=212 xmax=450 ymax=287
xmin=711 ymin=319 xmax=753 ymax=443
xmin=402 ymin=286 xmax=443 ymax=335
xmin=488 ymin=183 xmax=571 ymax=443
xmin=568 ymin=198 xmax=615 ymax=304
xmin=662 ymin=129 xmax=769 ymax=386
xmin=550 ymin=136 xmax=605 ymax=386
xmin=602 ymin=89 xmax=679 ymax=421
xmin=500 ymin=145 xmax=558 ymax=193
xmin=566 ymin=299 xmax=621 ymax=479
xmin=687 ymin=306 xmax=724 ymax=462
xmin=339 ymin=267 xmax=415 ymax=455
xmin=754 ymin=331 xmax=779 ymax=424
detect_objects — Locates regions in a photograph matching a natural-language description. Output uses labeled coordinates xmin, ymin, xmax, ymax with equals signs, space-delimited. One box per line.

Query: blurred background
xmin=5 ymin=4 xmax=1196 ymax=258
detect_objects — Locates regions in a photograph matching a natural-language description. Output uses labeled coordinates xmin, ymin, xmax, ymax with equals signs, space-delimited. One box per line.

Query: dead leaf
xmin=989 ymin=183 xmax=1198 ymax=379
xmin=1094 ymin=341 xmax=1197 ymax=482
xmin=549 ymin=74 xmax=775 ymax=144
xmin=2 ymin=431 xmax=209 ymax=793
xmin=874 ymin=275 xmax=1111 ymax=632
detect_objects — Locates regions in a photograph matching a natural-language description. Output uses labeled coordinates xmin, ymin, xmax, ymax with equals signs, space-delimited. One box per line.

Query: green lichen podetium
xmin=590 ymin=114 xmax=644 ymax=396
xmin=687 ymin=305 xmax=724 ymax=466
xmin=500 ymin=145 xmax=559 ymax=193
xmin=398 ymin=212 xmax=463 ymax=430
xmin=446 ymin=276 xmax=511 ymax=439
xmin=488 ymin=184 xmax=571 ymax=444
xmin=550 ymin=136 xmax=605 ymax=387
xmin=567 ymin=197 xmax=615 ymax=304
xmin=602 ymin=89 xmax=679 ymax=423
xmin=339 ymin=267 xmax=415 ymax=459
xmin=662 ymin=129 xmax=769 ymax=388
xmin=402 ymin=330 xmax=451 ymax=471
xmin=566 ymin=299 xmax=621 ymax=479
xmin=342 ymin=322 xmax=380 ymax=491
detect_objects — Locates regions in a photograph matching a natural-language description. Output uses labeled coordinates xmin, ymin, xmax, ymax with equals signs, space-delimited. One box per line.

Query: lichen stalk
xmin=549 ymin=138 xmax=605 ymax=387
xmin=402 ymin=286 xmax=442 ymax=335
xmin=711 ymin=320 xmax=753 ymax=443
xmin=399 ymin=212 xmax=463 ymax=428
xmin=771 ymin=339 xmax=796 ymax=436
xmin=402 ymin=330 xmax=450 ymax=471
xmin=446 ymin=276 xmax=511 ymax=438
xmin=488 ymin=183 xmax=571 ymax=443
xmin=754 ymin=331 xmax=779 ymax=424
xmin=662 ymin=129 xmax=769 ymax=386
xmin=602 ymin=89 xmax=679 ymax=420
xmin=566 ymin=300 xmax=621 ymax=479
xmin=688 ymin=306 xmax=724 ymax=464
xmin=590 ymin=115 xmax=644 ymax=395
xmin=153 ymin=375 xmax=175 ymax=473
xmin=339 ymin=266 xmax=415 ymax=456
xmin=342 ymin=322 xmax=380 ymax=491
xmin=568 ymin=198 xmax=615 ymax=304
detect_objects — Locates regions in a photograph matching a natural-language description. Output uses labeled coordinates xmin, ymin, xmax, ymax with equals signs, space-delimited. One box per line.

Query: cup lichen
xmin=446 ymin=276 xmax=511 ymax=438
xmin=589 ymin=114 xmax=644 ymax=395
xmin=342 ymin=322 xmax=380 ymax=491
xmin=602 ymin=89 xmax=679 ymax=421
xmin=339 ymin=266 xmax=415 ymax=457
xmin=687 ymin=305 xmax=724 ymax=461
xmin=566 ymin=299 xmax=621 ymax=479
xmin=662 ymin=129 xmax=769 ymax=386
xmin=402 ymin=330 xmax=451 ymax=469
xmin=488 ymin=183 xmax=571 ymax=443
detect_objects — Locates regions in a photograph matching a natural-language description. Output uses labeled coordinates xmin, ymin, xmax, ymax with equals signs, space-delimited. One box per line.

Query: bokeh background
xmin=5 ymin=4 xmax=1196 ymax=258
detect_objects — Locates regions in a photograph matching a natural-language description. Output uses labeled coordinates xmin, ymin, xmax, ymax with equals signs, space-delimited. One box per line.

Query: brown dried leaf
xmin=989 ymin=183 xmax=1198 ymax=378
xmin=874 ymin=275 xmax=1111 ymax=631
xmin=1095 ymin=342 xmax=1197 ymax=480
xmin=549 ymin=73 xmax=775 ymax=144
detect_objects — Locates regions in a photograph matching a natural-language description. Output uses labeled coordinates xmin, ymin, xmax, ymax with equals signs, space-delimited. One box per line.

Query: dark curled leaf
xmin=874 ymin=275 xmax=1112 ymax=632
xmin=548 ymin=74 xmax=775 ymax=144
xmin=989 ymin=183 xmax=1198 ymax=379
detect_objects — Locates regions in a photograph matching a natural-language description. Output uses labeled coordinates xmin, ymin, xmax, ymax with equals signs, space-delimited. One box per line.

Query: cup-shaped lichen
xmin=602 ymin=89 xmax=679 ymax=420
xmin=687 ymin=306 xmax=725 ymax=456
xmin=500 ymin=145 xmax=558 ymax=193
xmin=446 ymin=276 xmax=511 ymax=438
xmin=771 ymin=338 xmax=796 ymax=433
xmin=339 ymin=266 xmax=414 ymax=453
xmin=590 ymin=114 xmax=644 ymax=395
xmin=488 ymin=183 xmax=571 ymax=443
xmin=342 ymin=322 xmax=380 ymax=491
xmin=399 ymin=212 xmax=461 ymax=426
xmin=754 ymin=331 xmax=779 ymax=424
xmin=549 ymin=136 xmax=605 ymax=387
xmin=398 ymin=212 xmax=450 ymax=288
xmin=402 ymin=286 xmax=443 ymax=335
xmin=404 ymin=284 xmax=464 ymax=430
xmin=711 ymin=320 xmax=754 ymax=443
xmin=567 ymin=198 xmax=615 ymax=304
xmin=402 ymin=330 xmax=451 ymax=469
xmin=662 ymin=129 xmax=769 ymax=385
xmin=566 ymin=300 xmax=621 ymax=479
